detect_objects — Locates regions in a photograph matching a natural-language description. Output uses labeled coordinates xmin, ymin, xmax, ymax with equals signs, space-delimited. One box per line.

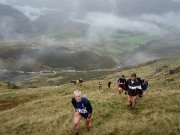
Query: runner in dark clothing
xmin=98 ymin=82 xmax=102 ymax=90
xmin=108 ymin=81 xmax=112 ymax=89
xmin=139 ymin=79 xmax=149 ymax=97
xmin=125 ymin=73 xmax=142 ymax=108
xmin=117 ymin=75 xmax=126 ymax=94
xmin=79 ymin=78 xmax=83 ymax=85
xmin=71 ymin=90 xmax=92 ymax=135
xmin=141 ymin=80 xmax=148 ymax=91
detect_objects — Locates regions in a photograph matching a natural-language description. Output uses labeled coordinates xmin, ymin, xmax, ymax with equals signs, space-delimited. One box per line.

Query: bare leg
xmin=118 ymin=87 xmax=123 ymax=94
xmin=74 ymin=112 xmax=82 ymax=134
xmin=128 ymin=96 xmax=132 ymax=107
xmin=85 ymin=118 xmax=91 ymax=131
xmin=131 ymin=96 xmax=136 ymax=108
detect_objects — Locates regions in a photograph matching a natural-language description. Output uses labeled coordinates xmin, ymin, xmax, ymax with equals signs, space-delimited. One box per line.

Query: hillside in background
xmin=0 ymin=41 xmax=116 ymax=72
xmin=0 ymin=57 xmax=179 ymax=135
xmin=0 ymin=1 xmax=180 ymax=88
xmin=0 ymin=3 xmax=33 ymax=40
xmin=0 ymin=32 xmax=180 ymax=72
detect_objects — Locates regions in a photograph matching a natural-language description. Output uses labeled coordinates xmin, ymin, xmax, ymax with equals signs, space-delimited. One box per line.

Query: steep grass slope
xmin=0 ymin=58 xmax=180 ymax=135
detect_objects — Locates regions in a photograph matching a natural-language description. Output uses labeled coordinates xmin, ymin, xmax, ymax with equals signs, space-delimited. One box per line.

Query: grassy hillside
xmin=0 ymin=58 xmax=180 ymax=135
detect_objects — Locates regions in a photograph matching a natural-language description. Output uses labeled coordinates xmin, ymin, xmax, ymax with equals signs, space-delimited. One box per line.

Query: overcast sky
xmin=1 ymin=0 xmax=180 ymax=40
xmin=1 ymin=0 xmax=180 ymax=12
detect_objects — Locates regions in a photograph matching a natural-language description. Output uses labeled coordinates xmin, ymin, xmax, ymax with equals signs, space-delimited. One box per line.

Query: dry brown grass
xmin=0 ymin=58 xmax=180 ymax=135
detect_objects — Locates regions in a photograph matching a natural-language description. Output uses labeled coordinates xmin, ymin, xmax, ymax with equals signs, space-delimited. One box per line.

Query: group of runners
xmin=117 ymin=73 xmax=148 ymax=108
xmin=71 ymin=73 xmax=148 ymax=135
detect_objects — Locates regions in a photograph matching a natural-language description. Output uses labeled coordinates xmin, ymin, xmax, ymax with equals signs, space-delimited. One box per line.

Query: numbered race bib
xmin=80 ymin=109 xmax=87 ymax=114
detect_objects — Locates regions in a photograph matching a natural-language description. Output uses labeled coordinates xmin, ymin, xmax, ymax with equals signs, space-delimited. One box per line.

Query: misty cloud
xmin=122 ymin=52 xmax=158 ymax=66
xmin=0 ymin=59 xmax=5 ymax=69
xmin=14 ymin=5 xmax=58 ymax=21
xmin=0 ymin=16 xmax=25 ymax=40
xmin=0 ymin=3 xmax=34 ymax=40
xmin=0 ymin=0 xmax=180 ymax=78
xmin=1 ymin=0 xmax=180 ymax=14
xmin=0 ymin=0 xmax=16 ymax=4
xmin=140 ymin=12 xmax=180 ymax=30
xmin=172 ymin=0 xmax=180 ymax=2
xmin=1 ymin=0 xmax=180 ymax=42
xmin=72 ymin=10 xmax=180 ymax=42
xmin=74 ymin=12 xmax=163 ymax=42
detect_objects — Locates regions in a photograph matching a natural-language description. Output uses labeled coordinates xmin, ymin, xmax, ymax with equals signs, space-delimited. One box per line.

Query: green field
xmin=105 ymin=34 xmax=155 ymax=58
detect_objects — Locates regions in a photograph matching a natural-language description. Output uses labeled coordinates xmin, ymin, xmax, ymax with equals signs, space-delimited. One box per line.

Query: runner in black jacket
xmin=125 ymin=73 xmax=142 ymax=108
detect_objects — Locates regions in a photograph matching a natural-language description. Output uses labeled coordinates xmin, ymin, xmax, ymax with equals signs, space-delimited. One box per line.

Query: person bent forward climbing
xmin=71 ymin=90 xmax=93 ymax=135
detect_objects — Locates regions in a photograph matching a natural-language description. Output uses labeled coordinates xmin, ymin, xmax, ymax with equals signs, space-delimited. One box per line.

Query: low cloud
xmin=14 ymin=5 xmax=58 ymax=21
xmin=75 ymin=12 xmax=163 ymax=42
xmin=0 ymin=0 xmax=20 ymax=5
xmin=122 ymin=52 xmax=158 ymax=66
xmin=172 ymin=0 xmax=180 ymax=2
xmin=140 ymin=12 xmax=180 ymax=30
xmin=73 ymin=11 xmax=180 ymax=42
xmin=0 ymin=16 xmax=26 ymax=40
xmin=0 ymin=60 xmax=5 ymax=69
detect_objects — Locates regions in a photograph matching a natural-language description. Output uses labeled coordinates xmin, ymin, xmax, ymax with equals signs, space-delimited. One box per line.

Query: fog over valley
xmin=0 ymin=0 xmax=180 ymax=83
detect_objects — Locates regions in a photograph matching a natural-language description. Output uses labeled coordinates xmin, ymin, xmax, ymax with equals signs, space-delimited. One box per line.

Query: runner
xmin=108 ymin=81 xmax=112 ymax=89
xmin=99 ymin=82 xmax=102 ymax=90
xmin=117 ymin=75 xmax=126 ymax=94
xmin=71 ymin=90 xmax=93 ymax=135
xmin=139 ymin=79 xmax=149 ymax=97
xmin=125 ymin=73 xmax=142 ymax=108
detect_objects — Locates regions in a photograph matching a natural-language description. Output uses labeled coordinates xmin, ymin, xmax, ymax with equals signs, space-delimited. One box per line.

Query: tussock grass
xmin=0 ymin=58 xmax=180 ymax=135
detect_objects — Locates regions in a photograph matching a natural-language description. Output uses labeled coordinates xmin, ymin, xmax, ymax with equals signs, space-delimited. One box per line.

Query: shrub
xmin=7 ymin=81 xmax=21 ymax=89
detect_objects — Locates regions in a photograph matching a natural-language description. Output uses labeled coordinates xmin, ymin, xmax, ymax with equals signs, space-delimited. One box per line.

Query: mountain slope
xmin=0 ymin=41 xmax=116 ymax=72
xmin=0 ymin=57 xmax=179 ymax=135
xmin=0 ymin=4 xmax=33 ymax=40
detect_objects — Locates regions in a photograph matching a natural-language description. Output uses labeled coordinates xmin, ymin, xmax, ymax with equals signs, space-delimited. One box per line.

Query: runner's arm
xmin=71 ymin=98 xmax=76 ymax=109
xmin=86 ymin=99 xmax=92 ymax=114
